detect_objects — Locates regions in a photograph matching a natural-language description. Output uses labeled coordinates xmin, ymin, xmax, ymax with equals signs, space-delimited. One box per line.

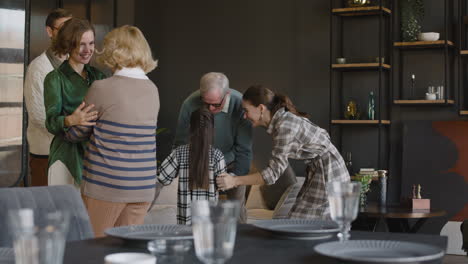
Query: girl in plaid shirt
xmin=158 ymin=108 xmax=226 ymax=225
xmin=217 ymin=85 xmax=350 ymax=219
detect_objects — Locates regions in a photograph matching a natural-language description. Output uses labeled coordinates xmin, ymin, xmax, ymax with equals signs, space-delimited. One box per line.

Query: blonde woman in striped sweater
xmin=65 ymin=25 xmax=159 ymax=237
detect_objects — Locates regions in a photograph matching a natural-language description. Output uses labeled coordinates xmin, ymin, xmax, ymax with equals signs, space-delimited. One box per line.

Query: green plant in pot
xmin=400 ymin=0 xmax=425 ymax=42
xmin=353 ymin=174 xmax=373 ymax=209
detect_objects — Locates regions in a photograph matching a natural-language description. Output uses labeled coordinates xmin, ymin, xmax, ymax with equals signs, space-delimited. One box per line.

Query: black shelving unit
xmin=330 ymin=0 xmax=392 ymax=172
xmin=459 ymin=0 xmax=468 ymax=115
xmin=393 ymin=0 xmax=456 ymax=106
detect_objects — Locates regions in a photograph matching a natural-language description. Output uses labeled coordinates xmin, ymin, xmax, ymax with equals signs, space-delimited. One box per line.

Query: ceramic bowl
xmin=375 ymin=57 xmax=385 ymax=64
xmin=104 ymin=253 xmax=156 ymax=264
xmin=336 ymin=58 xmax=346 ymax=64
xmin=418 ymin=32 xmax=440 ymax=42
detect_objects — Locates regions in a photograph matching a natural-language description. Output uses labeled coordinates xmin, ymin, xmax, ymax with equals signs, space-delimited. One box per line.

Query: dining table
xmin=63 ymin=224 xmax=448 ymax=264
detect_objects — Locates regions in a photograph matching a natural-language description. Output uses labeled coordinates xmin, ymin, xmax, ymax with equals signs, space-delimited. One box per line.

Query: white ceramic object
xmin=441 ymin=221 xmax=466 ymax=255
xmin=418 ymin=32 xmax=440 ymax=41
xmin=426 ymin=93 xmax=436 ymax=100
xmin=336 ymin=58 xmax=346 ymax=64
xmin=105 ymin=253 xmax=156 ymax=264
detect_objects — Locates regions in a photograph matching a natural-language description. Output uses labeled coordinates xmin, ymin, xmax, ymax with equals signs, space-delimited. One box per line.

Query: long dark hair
xmin=243 ymin=85 xmax=309 ymax=118
xmin=189 ymin=107 xmax=214 ymax=190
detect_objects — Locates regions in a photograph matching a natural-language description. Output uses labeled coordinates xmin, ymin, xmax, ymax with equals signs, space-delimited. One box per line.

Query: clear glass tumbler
xmin=9 ymin=209 xmax=39 ymax=264
xmin=191 ymin=200 xmax=240 ymax=264
xmin=37 ymin=211 xmax=70 ymax=264
xmin=327 ymin=182 xmax=361 ymax=242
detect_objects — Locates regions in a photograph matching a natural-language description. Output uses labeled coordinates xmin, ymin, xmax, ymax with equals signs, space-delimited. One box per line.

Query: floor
xmin=443 ymin=254 xmax=467 ymax=264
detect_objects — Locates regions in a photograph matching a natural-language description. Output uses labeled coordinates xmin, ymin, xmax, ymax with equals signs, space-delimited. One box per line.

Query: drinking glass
xmin=327 ymin=182 xmax=361 ymax=242
xmin=9 ymin=209 xmax=38 ymax=264
xmin=8 ymin=210 xmax=70 ymax=264
xmin=191 ymin=200 xmax=240 ymax=264
xmin=37 ymin=211 xmax=70 ymax=264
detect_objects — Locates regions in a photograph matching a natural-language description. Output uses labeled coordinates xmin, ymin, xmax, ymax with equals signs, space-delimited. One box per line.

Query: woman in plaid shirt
xmin=158 ymin=108 xmax=226 ymax=225
xmin=217 ymin=85 xmax=350 ymax=219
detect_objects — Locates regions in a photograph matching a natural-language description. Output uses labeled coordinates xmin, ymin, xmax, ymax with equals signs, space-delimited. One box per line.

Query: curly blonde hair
xmin=97 ymin=25 xmax=157 ymax=73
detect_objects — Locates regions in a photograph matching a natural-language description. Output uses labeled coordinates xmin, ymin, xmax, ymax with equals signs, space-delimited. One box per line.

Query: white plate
xmin=105 ymin=224 xmax=192 ymax=241
xmin=252 ymin=219 xmax=339 ymax=240
xmin=314 ymin=240 xmax=445 ymax=263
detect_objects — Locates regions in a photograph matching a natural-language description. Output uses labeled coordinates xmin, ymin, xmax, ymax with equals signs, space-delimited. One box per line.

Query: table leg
xmin=408 ymin=218 xmax=428 ymax=233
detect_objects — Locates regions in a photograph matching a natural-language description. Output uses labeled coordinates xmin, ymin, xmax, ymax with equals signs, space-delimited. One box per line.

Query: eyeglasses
xmin=201 ymin=93 xmax=226 ymax=108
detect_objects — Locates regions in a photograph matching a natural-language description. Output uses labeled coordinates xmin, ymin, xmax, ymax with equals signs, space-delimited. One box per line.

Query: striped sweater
xmin=66 ymin=72 xmax=159 ymax=203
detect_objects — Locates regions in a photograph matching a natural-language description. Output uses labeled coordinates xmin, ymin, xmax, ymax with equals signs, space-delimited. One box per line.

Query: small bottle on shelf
xmin=378 ymin=170 xmax=388 ymax=208
xmin=367 ymin=91 xmax=375 ymax=120
xmin=345 ymin=152 xmax=353 ymax=176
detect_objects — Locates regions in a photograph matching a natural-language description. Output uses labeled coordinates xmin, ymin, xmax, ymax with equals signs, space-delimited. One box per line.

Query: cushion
xmin=272 ymin=177 xmax=305 ymax=219
xmin=144 ymin=205 xmax=177 ymax=225
xmin=245 ymin=185 xmax=269 ymax=210
xmin=152 ymin=177 xmax=178 ymax=206
xmin=260 ymin=165 xmax=297 ymax=210
xmin=246 ymin=209 xmax=274 ymax=221
xmin=0 ymin=185 xmax=94 ymax=247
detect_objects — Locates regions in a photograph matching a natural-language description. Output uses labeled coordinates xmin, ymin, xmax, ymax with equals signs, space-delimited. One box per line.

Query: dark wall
xmin=29 ymin=0 xmax=134 ymax=63
xmin=135 ymin=0 xmax=331 ymax=173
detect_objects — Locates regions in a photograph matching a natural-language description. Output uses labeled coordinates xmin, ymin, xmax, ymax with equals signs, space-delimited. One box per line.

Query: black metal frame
xmin=394 ymin=0 xmax=456 ymax=105
xmin=458 ymin=0 xmax=468 ymax=113
xmin=329 ymin=0 xmax=392 ymax=170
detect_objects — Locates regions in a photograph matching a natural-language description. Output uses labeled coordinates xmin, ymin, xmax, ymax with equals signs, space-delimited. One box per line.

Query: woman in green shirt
xmin=44 ymin=18 xmax=106 ymax=186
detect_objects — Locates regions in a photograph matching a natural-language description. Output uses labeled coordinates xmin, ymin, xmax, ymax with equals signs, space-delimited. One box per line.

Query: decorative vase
xmin=367 ymin=91 xmax=375 ymax=120
xmin=400 ymin=0 xmax=425 ymax=42
xmin=344 ymin=100 xmax=360 ymax=120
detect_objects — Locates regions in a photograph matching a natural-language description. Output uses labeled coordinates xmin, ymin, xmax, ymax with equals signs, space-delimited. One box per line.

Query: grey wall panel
xmin=62 ymin=0 xmax=88 ymax=20
xmin=116 ymin=0 xmax=134 ymax=26
xmin=135 ymin=0 xmax=330 ymax=175
xmin=29 ymin=0 xmax=56 ymax=62
xmin=90 ymin=0 xmax=114 ymax=74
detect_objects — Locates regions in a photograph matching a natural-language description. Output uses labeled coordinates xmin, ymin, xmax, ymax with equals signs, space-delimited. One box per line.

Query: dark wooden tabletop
xmin=63 ymin=224 xmax=448 ymax=264
xmin=360 ymin=204 xmax=446 ymax=219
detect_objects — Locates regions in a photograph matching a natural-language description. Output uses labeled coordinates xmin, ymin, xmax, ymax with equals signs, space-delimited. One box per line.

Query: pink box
xmin=412 ymin=199 xmax=430 ymax=210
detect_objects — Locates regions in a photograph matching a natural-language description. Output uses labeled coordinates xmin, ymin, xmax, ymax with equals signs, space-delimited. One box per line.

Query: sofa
xmin=145 ymin=176 xmax=305 ymax=224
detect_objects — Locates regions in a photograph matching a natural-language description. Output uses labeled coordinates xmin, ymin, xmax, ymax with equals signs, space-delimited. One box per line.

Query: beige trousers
xmin=82 ymin=195 xmax=151 ymax=237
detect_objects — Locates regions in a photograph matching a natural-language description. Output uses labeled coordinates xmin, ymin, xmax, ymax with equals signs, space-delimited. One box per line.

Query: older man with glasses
xmin=174 ymin=72 xmax=253 ymax=222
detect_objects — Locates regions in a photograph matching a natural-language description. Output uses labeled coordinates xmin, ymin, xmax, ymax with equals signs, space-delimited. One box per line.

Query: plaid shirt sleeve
xmin=157 ymin=149 xmax=179 ymax=186
xmin=213 ymin=149 xmax=227 ymax=176
xmin=212 ymin=149 xmax=226 ymax=191
xmin=261 ymin=117 xmax=301 ymax=185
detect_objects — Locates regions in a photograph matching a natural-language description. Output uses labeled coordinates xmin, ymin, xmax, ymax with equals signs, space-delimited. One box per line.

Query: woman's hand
xmin=64 ymin=102 xmax=98 ymax=127
xmin=216 ymin=173 xmax=237 ymax=191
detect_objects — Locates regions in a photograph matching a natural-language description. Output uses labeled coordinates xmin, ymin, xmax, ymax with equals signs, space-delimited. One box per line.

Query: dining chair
xmin=0 ymin=185 xmax=94 ymax=247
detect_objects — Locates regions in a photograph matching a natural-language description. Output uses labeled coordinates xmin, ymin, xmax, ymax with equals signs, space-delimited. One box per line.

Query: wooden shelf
xmin=394 ymin=40 xmax=454 ymax=49
xmin=331 ymin=120 xmax=391 ymax=125
xmin=332 ymin=6 xmax=391 ymax=16
xmin=393 ymin=99 xmax=455 ymax=105
xmin=460 ymin=50 xmax=468 ymax=55
xmin=460 ymin=110 xmax=468 ymax=115
xmin=332 ymin=63 xmax=391 ymax=70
